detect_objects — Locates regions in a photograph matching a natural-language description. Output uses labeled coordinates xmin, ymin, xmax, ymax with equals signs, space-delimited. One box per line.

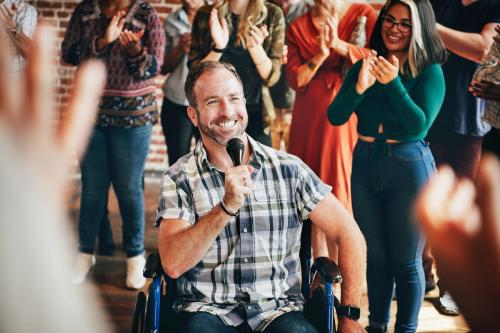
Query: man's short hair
xmin=185 ymin=61 xmax=243 ymax=108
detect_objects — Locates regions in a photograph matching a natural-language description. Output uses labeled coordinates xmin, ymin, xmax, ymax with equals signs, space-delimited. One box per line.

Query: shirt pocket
xmin=251 ymin=183 xmax=300 ymax=231
xmin=253 ymin=183 xmax=291 ymax=202
xmin=192 ymin=190 xmax=215 ymax=218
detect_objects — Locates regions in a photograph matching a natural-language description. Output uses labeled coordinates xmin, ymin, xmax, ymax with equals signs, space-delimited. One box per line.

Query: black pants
xmin=483 ymin=127 xmax=500 ymax=158
xmin=161 ymin=97 xmax=200 ymax=166
xmin=247 ymin=104 xmax=272 ymax=147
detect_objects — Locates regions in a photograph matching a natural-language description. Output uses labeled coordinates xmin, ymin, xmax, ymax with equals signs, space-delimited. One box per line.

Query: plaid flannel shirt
xmin=1 ymin=0 xmax=37 ymax=73
xmin=156 ymin=136 xmax=331 ymax=331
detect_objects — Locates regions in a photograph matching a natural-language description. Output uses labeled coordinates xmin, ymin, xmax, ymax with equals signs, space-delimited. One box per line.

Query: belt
xmin=358 ymin=134 xmax=402 ymax=144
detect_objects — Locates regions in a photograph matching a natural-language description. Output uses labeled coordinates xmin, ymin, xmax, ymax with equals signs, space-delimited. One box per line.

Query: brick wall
xmin=27 ymin=0 xmax=385 ymax=173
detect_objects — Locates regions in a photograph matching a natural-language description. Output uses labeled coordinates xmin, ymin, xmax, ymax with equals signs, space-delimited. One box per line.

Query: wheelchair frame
xmin=132 ymin=220 xmax=343 ymax=333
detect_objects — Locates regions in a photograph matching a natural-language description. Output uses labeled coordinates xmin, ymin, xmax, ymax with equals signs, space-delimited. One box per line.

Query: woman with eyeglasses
xmin=327 ymin=0 xmax=447 ymax=332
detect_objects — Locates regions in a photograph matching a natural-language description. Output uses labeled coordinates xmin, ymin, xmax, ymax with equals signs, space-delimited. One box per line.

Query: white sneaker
xmin=72 ymin=252 xmax=96 ymax=284
xmin=126 ymin=254 xmax=146 ymax=289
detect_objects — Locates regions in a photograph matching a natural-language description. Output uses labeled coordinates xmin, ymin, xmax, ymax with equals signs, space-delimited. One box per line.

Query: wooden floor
xmin=67 ymin=179 xmax=469 ymax=333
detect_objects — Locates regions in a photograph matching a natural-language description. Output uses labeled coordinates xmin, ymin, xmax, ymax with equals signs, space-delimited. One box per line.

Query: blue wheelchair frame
xmin=132 ymin=220 xmax=343 ymax=333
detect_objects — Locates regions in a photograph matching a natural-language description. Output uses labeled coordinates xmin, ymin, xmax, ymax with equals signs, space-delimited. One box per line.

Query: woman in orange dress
xmin=286 ymin=0 xmax=376 ymax=257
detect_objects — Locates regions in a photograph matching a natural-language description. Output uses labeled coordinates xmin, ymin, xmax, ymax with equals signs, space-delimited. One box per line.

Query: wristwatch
xmin=337 ymin=305 xmax=361 ymax=320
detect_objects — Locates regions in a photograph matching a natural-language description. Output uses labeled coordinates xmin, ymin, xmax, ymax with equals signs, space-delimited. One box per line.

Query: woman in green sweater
xmin=327 ymin=0 xmax=446 ymax=332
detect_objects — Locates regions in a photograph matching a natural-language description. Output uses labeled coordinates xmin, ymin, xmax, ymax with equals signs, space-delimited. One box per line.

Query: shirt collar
xmin=194 ymin=134 xmax=265 ymax=172
xmin=177 ymin=6 xmax=189 ymax=24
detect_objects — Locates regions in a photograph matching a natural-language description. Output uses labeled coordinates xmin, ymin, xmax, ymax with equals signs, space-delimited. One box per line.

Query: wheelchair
xmin=131 ymin=220 xmax=344 ymax=333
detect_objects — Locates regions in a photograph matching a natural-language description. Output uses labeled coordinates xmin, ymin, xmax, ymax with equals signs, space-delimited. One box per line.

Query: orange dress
xmin=286 ymin=3 xmax=376 ymax=212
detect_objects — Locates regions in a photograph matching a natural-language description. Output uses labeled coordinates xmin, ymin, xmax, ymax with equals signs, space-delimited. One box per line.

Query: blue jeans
xmin=79 ymin=125 xmax=152 ymax=257
xmin=351 ymin=140 xmax=435 ymax=333
xmin=177 ymin=310 xmax=318 ymax=333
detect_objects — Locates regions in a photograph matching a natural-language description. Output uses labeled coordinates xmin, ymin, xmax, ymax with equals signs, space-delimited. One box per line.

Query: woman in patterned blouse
xmin=62 ymin=0 xmax=165 ymax=290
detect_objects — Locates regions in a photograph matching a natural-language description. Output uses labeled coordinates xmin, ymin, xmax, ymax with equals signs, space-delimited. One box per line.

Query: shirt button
xmin=243 ymin=258 xmax=249 ymax=263
xmin=243 ymin=228 xmax=248 ymax=233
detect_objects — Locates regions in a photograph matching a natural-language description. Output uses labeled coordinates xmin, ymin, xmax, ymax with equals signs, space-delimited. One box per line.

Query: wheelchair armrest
xmin=312 ymin=256 xmax=342 ymax=284
xmin=144 ymin=252 xmax=164 ymax=278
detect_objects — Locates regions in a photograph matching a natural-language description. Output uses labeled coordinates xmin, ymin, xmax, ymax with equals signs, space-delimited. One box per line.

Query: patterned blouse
xmin=61 ymin=0 xmax=165 ymax=128
xmin=156 ymin=136 xmax=331 ymax=331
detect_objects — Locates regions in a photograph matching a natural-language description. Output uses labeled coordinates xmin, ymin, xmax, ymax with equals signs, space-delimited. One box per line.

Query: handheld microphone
xmin=226 ymin=138 xmax=244 ymax=166
xmin=225 ymin=138 xmax=245 ymax=233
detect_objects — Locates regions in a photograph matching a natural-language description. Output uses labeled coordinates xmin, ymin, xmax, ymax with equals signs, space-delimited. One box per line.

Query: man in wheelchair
xmin=155 ymin=61 xmax=367 ymax=333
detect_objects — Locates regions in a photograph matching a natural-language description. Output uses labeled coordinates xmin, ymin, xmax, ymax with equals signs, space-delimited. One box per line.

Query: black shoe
xmin=365 ymin=325 xmax=387 ymax=333
xmin=425 ymin=277 xmax=436 ymax=293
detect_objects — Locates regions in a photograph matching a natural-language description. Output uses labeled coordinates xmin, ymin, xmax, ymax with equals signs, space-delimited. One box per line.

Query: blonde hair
xmin=397 ymin=0 xmax=427 ymax=77
xmin=216 ymin=0 xmax=268 ymax=47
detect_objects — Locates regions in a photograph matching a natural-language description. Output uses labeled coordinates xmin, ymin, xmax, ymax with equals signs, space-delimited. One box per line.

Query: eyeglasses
xmin=381 ymin=15 xmax=412 ymax=33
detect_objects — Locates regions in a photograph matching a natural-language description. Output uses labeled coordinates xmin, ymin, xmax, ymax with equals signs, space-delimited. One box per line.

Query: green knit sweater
xmin=328 ymin=60 xmax=445 ymax=142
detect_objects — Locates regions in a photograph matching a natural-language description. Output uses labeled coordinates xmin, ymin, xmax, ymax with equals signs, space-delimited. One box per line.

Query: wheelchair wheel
xmin=305 ymin=285 xmax=337 ymax=333
xmin=144 ymin=292 xmax=155 ymax=333
xmin=131 ymin=291 xmax=146 ymax=333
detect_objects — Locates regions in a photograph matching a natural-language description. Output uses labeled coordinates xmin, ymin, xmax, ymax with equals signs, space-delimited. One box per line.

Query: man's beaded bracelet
xmin=220 ymin=200 xmax=239 ymax=217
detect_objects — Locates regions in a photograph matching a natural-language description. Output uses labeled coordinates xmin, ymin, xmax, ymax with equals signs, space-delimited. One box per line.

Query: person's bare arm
xmin=437 ymin=22 xmax=497 ymax=63
xmin=309 ymin=192 xmax=367 ymax=333
xmin=158 ymin=206 xmax=232 ymax=278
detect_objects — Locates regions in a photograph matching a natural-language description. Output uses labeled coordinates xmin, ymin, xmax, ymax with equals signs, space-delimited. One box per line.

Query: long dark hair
xmin=369 ymin=0 xmax=447 ymax=77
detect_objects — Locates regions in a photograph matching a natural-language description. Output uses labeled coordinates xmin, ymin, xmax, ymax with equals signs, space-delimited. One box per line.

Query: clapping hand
xmin=324 ymin=15 xmax=340 ymax=49
xmin=317 ymin=16 xmax=339 ymax=58
xmin=355 ymin=53 xmax=377 ymax=94
xmin=246 ymin=24 xmax=269 ymax=50
xmin=209 ymin=8 xmax=229 ymax=49
xmin=369 ymin=55 xmax=399 ymax=85
xmin=104 ymin=10 xmax=126 ymax=45
xmin=118 ymin=28 xmax=144 ymax=56
xmin=318 ymin=23 xmax=330 ymax=57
